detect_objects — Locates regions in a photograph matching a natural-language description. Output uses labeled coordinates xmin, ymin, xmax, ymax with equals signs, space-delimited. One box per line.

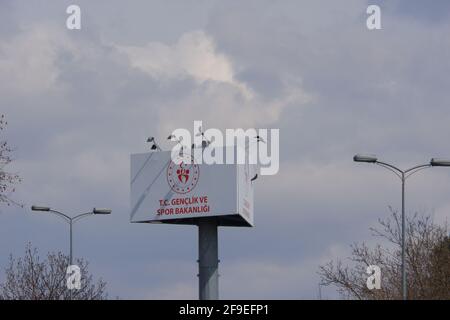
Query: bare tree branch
xmin=318 ymin=209 xmax=449 ymax=300
xmin=0 ymin=115 xmax=21 ymax=208
xmin=0 ymin=243 xmax=108 ymax=300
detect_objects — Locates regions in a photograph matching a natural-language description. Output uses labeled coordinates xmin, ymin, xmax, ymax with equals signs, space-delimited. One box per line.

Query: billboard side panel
xmin=237 ymin=161 xmax=255 ymax=226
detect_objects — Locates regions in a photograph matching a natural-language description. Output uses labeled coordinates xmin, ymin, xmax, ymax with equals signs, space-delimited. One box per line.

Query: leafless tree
xmin=0 ymin=244 xmax=108 ymax=300
xmin=318 ymin=207 xmax=449 ymax=300
xmin=0 ymin=114 xmax=21 ymax=207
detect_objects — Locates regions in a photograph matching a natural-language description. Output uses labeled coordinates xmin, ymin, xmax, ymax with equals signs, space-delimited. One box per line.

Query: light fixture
xmin=430 ymin=158 xmax=450 ymax=167
xmin=93 ymin=208 xmax=112 ymax=214
xmin=31 ymin=205 xmax=50 ymax=211
xmin=353 ymin=154 xmax=378 ymax=163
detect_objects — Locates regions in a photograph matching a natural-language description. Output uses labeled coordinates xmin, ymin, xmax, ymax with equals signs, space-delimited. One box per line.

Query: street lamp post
xmin=31 ymin=206 xmax=111 ymax=298
xmin=353 ymin=155 xmax=450 ymax=300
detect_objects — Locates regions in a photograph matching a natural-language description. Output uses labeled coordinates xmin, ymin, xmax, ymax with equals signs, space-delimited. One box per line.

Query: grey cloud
xmin=0 ymin=1 xmax=449 ymax=299
xmin=374 ymin=0 xmax=450 ymax=23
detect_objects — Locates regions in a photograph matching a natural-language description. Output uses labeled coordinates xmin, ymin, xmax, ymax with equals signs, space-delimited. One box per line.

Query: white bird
xmin=196 ymin=126 xmax=213 ymax=147
xmin=255 ymin=135 xmax=266 ymax=143
xmin=201 ymin=140 xmax=210 ymax=149
xmin=168 ymin=134 xmax=183 ymax=144
xmin=195 ymin=126 xmax=203 ymax=137
xmin=147 ymin=136 xmax=161 ymax=151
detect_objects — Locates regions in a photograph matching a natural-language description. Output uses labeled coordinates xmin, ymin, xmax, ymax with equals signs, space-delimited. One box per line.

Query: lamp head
xmin=430 ymin=158 xmax=450 ymax=167
xmin=93 ymin=208 xmax=112 ymax=215
xmin=31 ymin=205 xmax=50 ymax=212
xmin=353 ymin=154 xmax=378 ymax=163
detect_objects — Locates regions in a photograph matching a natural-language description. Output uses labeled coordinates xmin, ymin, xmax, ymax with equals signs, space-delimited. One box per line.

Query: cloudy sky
xmin=1 ymin=0 xmax=449 ymax=299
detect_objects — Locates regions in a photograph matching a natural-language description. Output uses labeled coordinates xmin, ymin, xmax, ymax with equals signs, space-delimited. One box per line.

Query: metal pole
xmin=355 ymin=160 xmax=438 ymax=300
xmin=69 ymin=219 xmax=73 ymax=300
xmin=69 ymin=219 xmax=73 ymax=266
xmin=401 ymin=174 xmax=406 ymax=300
xmin=198 ymin=219 xmax=219 ymax=300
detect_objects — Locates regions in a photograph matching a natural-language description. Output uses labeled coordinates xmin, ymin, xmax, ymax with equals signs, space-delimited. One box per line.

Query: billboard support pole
xmin=198 ymin=218 xmax=219 ymax=300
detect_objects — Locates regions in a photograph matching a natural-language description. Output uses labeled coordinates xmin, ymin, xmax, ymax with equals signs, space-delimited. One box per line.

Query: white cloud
xmin=117 ymin=30 xmax=252 ymax=97
xmin=156 ymin=77 xmax=310 ymax=135
xmin=116 ymin=30 xmax=311 ymax=132
xmin=0 ymin=25 xmax=73 ymax=95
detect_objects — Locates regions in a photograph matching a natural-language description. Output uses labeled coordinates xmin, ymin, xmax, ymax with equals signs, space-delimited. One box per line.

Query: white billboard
xmin=130 ymin=147 xmax=255 ymax=227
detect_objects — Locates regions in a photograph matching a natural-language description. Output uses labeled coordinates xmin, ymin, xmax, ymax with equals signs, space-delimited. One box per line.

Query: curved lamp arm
xmin=45 ymin=209 xmax=72 ymax=223
xmin=72 ymin=212 xmax=95 ymax=224
xmin=404 ymin=164 xmax=432 ymax=180
xmin=376 ymin=161 xmax=404 ymax=180
xmin=31 ymin=206 xmax=111 ymax=223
